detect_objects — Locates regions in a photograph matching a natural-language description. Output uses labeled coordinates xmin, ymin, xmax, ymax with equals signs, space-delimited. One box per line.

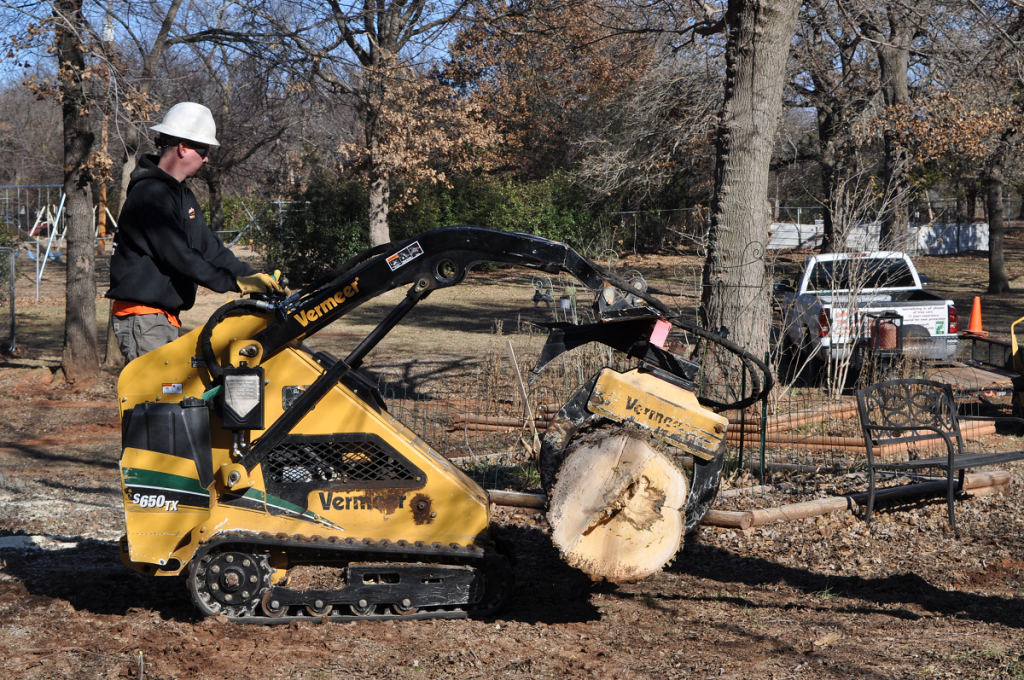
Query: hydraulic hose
xmin=198 ymin=299 xmax=276 ymax=385
xmin=596 ymin=268 xmax=774 ymax=413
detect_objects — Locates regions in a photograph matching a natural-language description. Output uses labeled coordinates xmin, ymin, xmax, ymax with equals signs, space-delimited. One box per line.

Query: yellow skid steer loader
xmin=117 ymin=226 xmax=770 ymax=623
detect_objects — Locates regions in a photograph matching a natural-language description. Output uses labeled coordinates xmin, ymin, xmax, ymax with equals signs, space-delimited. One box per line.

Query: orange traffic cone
xmin=965 ymin=296 xmax=988 ymax=336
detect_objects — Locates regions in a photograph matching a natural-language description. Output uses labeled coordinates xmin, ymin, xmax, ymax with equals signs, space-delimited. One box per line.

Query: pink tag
xmin=649 ymin=319 xmax=672 ymax=348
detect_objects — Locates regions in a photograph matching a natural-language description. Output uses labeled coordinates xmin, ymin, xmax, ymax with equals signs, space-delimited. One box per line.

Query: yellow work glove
xmin=236 ymin=272 xmax=283 ymax=295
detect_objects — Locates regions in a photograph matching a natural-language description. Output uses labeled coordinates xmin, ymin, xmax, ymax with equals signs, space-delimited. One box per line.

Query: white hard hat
xmin=150 ymin=102 xmax=220 ymax=147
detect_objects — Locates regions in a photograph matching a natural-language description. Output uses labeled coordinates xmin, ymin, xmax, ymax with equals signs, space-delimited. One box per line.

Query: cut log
xmin=488 ymin=490 xmax=547 ymax=509
xmin=748 ymin=497 xmax=852 ymax=526
xmin=968 ymin=484 xmax=1007 ymax=498
xmin=701 ymin=470 xmax=1012 ymax=529
xmin=703 ymin=510 xmax=753 ymax=530
xmin=548 ymin=433 xmax=688 ymax=583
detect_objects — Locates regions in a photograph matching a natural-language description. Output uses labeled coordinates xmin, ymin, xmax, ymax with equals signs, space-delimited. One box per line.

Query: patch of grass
xmin=634 ymin=592 xmax=660 ymax=608
xmin=815 ymin=583 xmax=837 ymax=599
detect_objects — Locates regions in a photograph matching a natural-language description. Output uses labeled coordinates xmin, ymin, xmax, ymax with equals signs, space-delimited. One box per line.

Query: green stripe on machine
xmin=122 ymin=467 xmax=211 ymax=497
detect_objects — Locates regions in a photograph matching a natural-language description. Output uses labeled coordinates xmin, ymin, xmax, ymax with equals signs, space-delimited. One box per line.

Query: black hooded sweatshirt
xmin=106 ymin=154 xmax=254 ymax=315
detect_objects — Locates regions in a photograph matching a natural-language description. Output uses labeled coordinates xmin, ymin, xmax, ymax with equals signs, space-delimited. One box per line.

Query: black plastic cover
xmin=122 ymin=400 xmax=215 ymax=488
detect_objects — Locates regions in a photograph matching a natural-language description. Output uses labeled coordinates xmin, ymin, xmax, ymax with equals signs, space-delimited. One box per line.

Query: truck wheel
xmin=800 ymin=328 xmax=826 ymax=386
xmin=779 ymin=334 xmax=801 ymax=385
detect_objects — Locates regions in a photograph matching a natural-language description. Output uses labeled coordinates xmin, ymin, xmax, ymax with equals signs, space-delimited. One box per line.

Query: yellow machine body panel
xmin=117 ymin=313 xmax=490 ymax=575
xmin=587 ymin=368 xmax=728 ymax=460
xmin=1011 ymin=315 xmax=1024 ymax=415
xmin=120 ymin=447 xmax=212 ymax=567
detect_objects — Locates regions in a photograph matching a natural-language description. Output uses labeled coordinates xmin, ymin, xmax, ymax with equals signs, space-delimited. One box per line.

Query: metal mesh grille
xmin=265 ymin=436 xmax=418 ymax=485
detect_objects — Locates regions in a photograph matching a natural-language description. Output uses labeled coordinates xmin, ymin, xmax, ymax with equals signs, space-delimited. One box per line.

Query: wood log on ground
xmin=720 ymin=483 xmax=796 ymax=498
xmin=548 ymin=433 xmax=687 ymax=583
xmin=488 ymin=490 xmax=547 ymax=508
xmin=724 ymin=420 xmax=995 ymax=448
xmin=453 ymin=414 xmax=555 ymax=428
xmin=747 ymin=497 xmax=853 ymax=526
xmin=726 ymin=400 xmax=858 ymax=423
xmin=726 ymin=402 xmax=860 ymax=433
xmin=703 ymin=510 xmax=753 ymax=530
xmin=450 ymin=421 xmax=553 ymax=433
xmin=968 ymin=484 xmax=1007 ymax=498
xmin=701 ymin=470 xmax=1011 ymax=529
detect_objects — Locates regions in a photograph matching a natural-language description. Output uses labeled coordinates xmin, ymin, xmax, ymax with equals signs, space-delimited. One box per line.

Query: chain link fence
xmin=0 ymin=248 xmax=15 ymax=354
xmin=363 ymin=238 xmax=1009 ymax=516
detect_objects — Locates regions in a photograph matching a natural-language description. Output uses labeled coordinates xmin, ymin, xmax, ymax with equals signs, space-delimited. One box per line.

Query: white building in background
xmin=767 ymin=221 xmax=990 ymax=254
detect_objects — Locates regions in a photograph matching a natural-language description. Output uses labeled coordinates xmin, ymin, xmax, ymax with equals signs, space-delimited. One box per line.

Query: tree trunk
xmin=102 ymin=304 xmax=122 ymax=366
xmin=817 ymin=106 xmax=838 ymax=253
xmin=114 ymin=0 xmax=184 ymax=217
xmin=986 ymin=135 xmax=1012 ymax=294
xmin=205 ymin=169 xmax=226 ymax=233
xmin=368 ymin=174 xmax=391 ymax=247
xmin=55 ymin=0 xmax=100 ymax=383
xmin=700 ymin=0 xmax=801 ymax=389
xmin=865 ymin=9 xmax=914 ymax=248
xmin=966 ymin=187 xmax=979 ymax=221
xmin=117 ymin=148 xmax=138 ymax=219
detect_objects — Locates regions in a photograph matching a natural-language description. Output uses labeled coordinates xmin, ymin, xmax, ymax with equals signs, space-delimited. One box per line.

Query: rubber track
xmin=191 ymin=530 xmax=507 ymax=624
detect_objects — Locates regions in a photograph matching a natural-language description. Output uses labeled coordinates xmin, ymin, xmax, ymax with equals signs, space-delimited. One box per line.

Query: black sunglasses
xmin=185 ymin=143 xmax=210 ymax=158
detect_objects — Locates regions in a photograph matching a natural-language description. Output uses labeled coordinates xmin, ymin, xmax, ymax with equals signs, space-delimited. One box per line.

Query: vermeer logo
xmin=318 ymin=491 xmax=406 ymax=511
xmin=293 ymin=278 xmax=360 ymax=328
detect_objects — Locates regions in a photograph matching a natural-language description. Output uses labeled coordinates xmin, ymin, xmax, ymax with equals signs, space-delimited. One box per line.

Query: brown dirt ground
xmin=2 ymin=240 xmax=1024 ymax=679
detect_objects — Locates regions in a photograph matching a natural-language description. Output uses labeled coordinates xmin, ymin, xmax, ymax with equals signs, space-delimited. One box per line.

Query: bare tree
xmin=164 ymin=42 xmax=305 ymax=231
xmin=853 ymin=0 xmax=939 ymax=247
xmin=0 ymin=83 xmax=63 ymax=185
xmin=104 ymin=0 xmax=188 ymax=215
xmin=53 ymin=0 xmax=100 ymax=382
xmin=240 ymin=0 xmax=503 ymax=246
xmin=788 ymin=0 xmax=877 ymax=252
xmin=573 ymin=47 xmax=720 ymax=208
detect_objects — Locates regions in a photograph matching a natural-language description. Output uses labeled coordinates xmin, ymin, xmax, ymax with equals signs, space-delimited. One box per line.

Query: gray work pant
xmin=113 ymin=314 xmax=179 ymax=363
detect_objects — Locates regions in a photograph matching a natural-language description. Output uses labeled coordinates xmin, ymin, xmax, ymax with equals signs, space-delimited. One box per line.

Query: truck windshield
xmin=806 ymin=258 xmax=915 ymax=291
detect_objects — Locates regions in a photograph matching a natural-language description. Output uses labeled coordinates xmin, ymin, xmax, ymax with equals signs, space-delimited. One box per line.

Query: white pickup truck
xmin=774 ymin=252 xmax=958 ymax=371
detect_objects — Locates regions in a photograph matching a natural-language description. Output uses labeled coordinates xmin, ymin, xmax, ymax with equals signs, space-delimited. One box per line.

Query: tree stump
xmin=548 ymin=432 xmax=688 ymax=583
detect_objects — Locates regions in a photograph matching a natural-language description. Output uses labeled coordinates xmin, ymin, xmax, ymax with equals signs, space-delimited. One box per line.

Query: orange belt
xmin=111 ymin=300 xmax=181 ymax=328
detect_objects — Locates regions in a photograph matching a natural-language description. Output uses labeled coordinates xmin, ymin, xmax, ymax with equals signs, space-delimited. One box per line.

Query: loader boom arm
xmin=211 ymin=225 xmax=770 ymax=416
xmin=250 ymin=226 xmax=607 ymax=359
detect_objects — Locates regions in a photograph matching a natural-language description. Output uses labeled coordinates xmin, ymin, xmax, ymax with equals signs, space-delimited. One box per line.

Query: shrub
xmin=250 ymin=178 xmax=369 ymax=285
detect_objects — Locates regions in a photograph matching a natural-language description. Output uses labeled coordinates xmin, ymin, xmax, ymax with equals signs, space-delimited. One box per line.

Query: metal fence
xmin=363 ymin=245 xmax=1007 ymax=509
xmin=0 ymin=248 xmax=15 ymax=353
xmin=0 ymin=185 xmax=63 ymax=240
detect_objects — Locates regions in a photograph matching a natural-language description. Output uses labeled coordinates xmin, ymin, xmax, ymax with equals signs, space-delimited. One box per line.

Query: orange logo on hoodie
xmin=189 ymin=207 xmax=196 ymax=219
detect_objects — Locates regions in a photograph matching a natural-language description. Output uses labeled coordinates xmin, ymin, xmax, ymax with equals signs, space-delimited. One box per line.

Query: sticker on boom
xmin=386 ymin=241 xmax=423 ymax=271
